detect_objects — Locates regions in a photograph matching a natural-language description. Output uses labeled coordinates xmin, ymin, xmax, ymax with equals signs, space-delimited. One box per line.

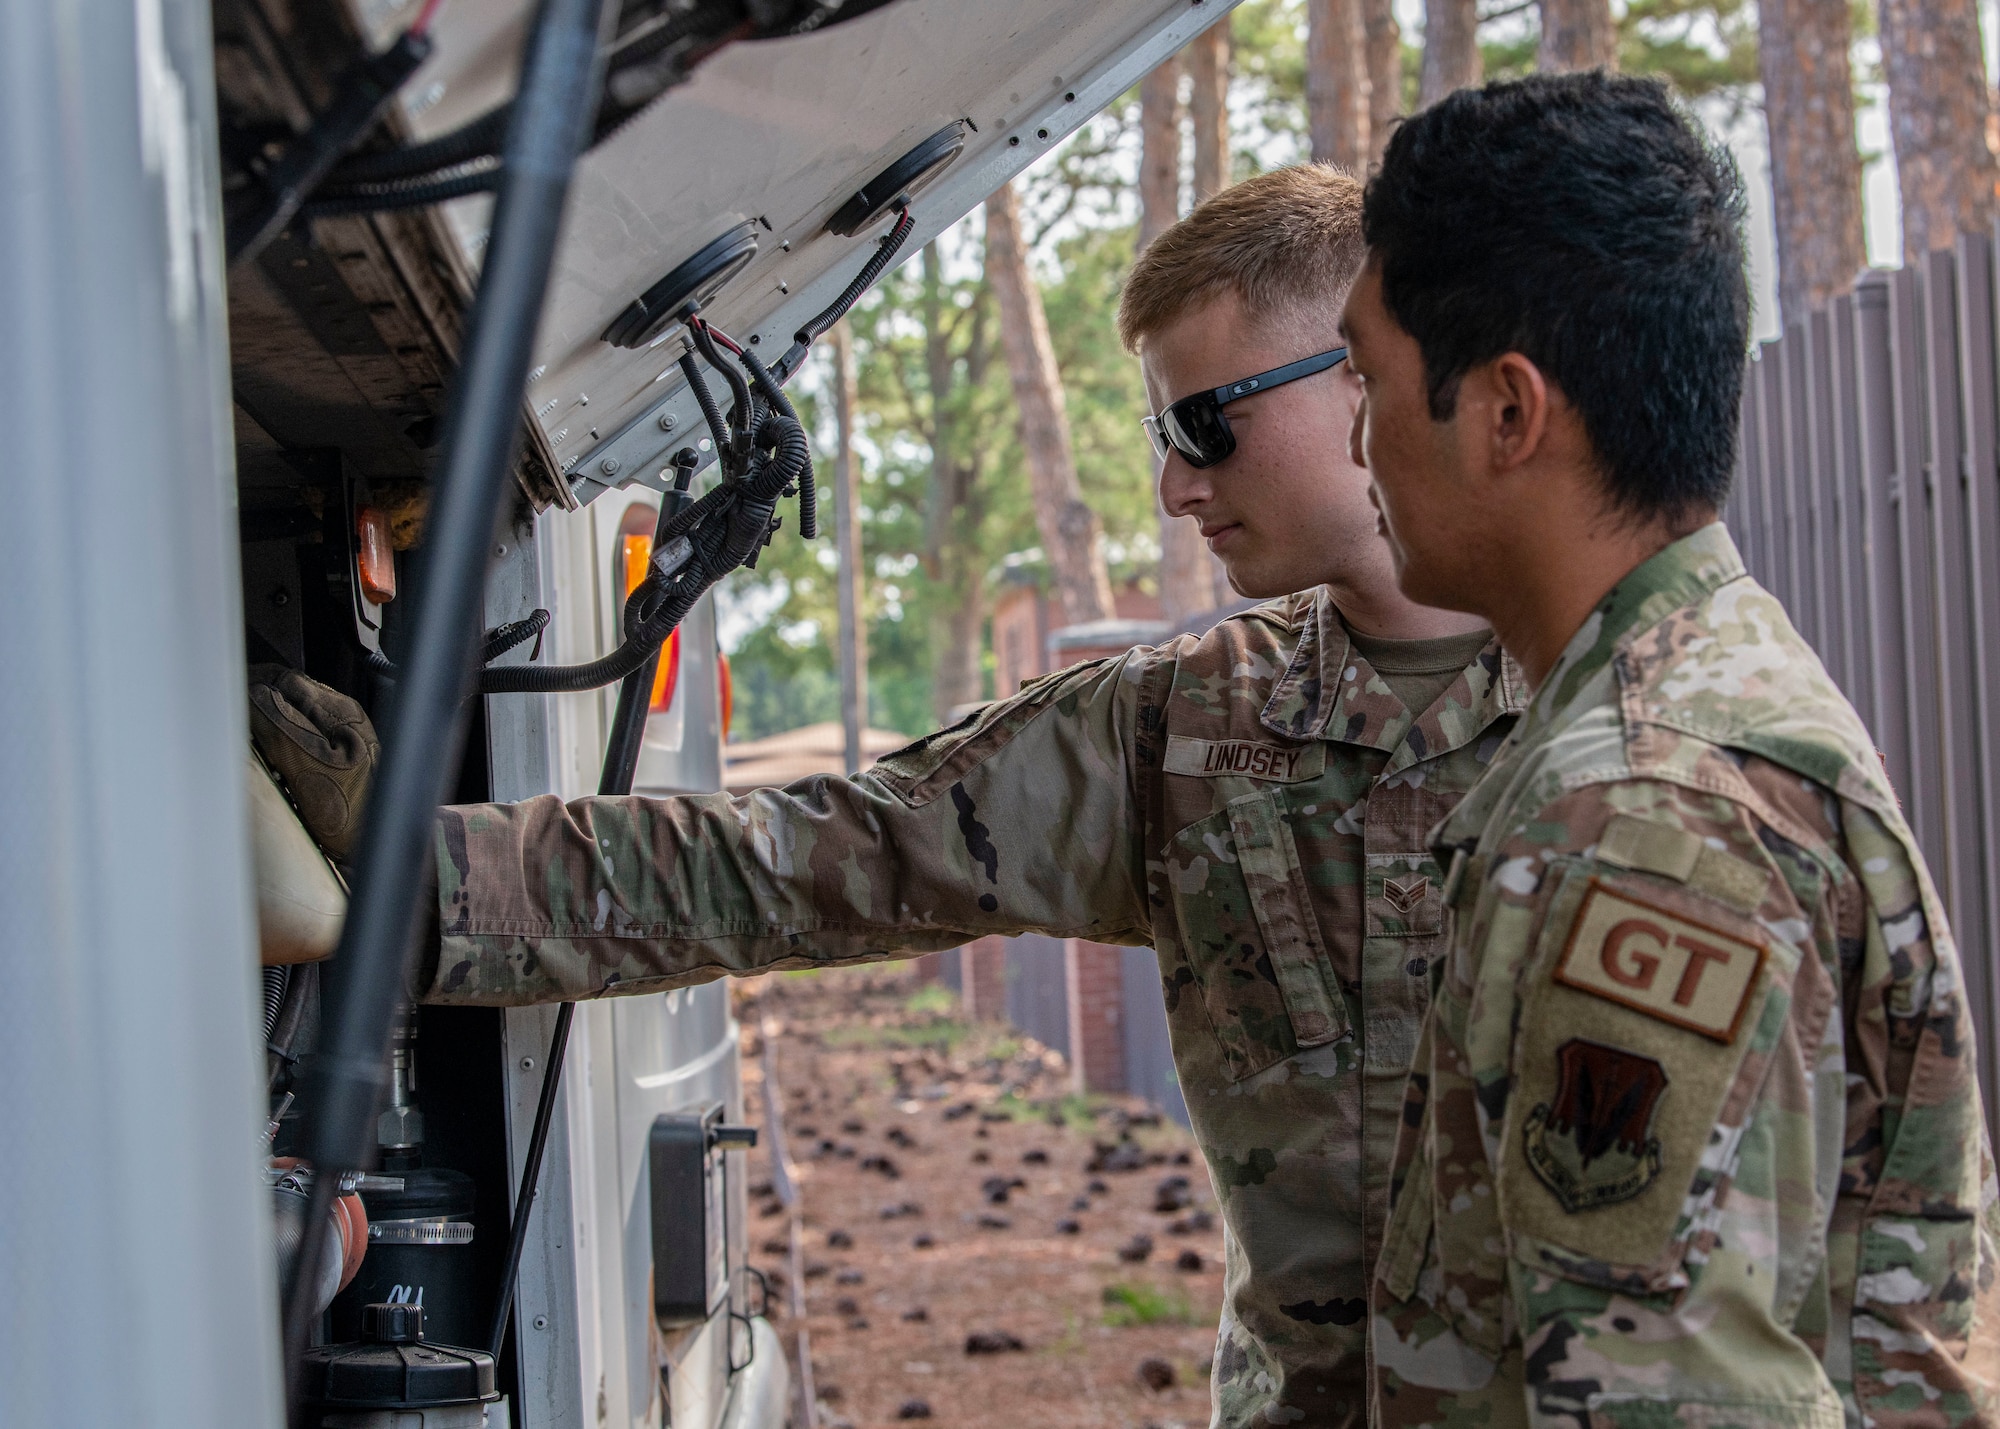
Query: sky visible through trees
xmin=717 ymin=0 xmax=1989 ymax=743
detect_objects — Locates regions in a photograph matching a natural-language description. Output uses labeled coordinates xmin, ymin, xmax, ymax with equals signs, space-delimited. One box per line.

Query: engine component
xmin=331 ymin=1167 xmax=482 ymax=1352
xmin=272 ymin=1164 xmax=371 ymax=1319
xmin=248 ymin=751 xmax=348 ymax=966
xmin=825 ymin=121 xmax=966 ymax=236
xmin=300 ymin=1300 xmax=498 ymax=1429
xmin=602 ymin=222 xmax=761 ymax=349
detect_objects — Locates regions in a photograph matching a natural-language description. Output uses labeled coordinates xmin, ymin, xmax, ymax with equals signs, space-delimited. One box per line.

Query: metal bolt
xmin=533 ymin=1315 xmax=549 ymax=1331
xmin=520 ymin=1056 xmax=536 ymax=1071
xmin=599 ymin=457 xmax=621 ymax=476
xmin=658 ymin=412 xmax=678 ymax=432
xmin=270 ymin=587 xmax=291 ymax=608
xmin=1036 ymin=127 xmax=1050 ymax=140
xmin=780 ymin=240 xmax=792 ymax=252
xmin=776 ymin=282 xmax=789 ymax=295
xmin=495 ymin=544 xmax=508 ymax=557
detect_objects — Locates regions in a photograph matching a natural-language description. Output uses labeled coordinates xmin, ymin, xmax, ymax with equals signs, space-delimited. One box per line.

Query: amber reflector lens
xmin=621 ymin=530 xmax=680 ymax=713
xmin=356 ymin=507 xmax=396 ymax=604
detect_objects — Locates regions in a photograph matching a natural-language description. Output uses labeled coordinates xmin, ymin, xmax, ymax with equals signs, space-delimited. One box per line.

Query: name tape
xmin=1163 ymin=736 xmax=1325 ymax=783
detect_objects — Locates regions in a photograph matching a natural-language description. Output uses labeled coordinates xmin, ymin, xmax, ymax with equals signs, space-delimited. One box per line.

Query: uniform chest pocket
xmin=1366 ymin=853 xmax=1445 ymax=939
xmin=1164 ymin=788 xmax=1351 ymax=1081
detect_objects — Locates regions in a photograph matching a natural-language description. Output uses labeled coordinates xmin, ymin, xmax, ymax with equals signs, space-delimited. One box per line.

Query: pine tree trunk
xmin=1138 ymin=57 xmax=1183 ymax=253
xmin=984 ymin=182 xmax=1116 ymax=627
xmin=1188 ymin=22 xmax=1233 ymax=202
xmin=1419 ymin=0 xmax=1482 ymax=106
xmin=1140 ymin=54 xmax=1227 ymax=624
xmin=1759 ymin=0 xmax=1865 ymax=322
xmin=1537 ymin=0 xmax=1617 ymax=71
xmin=1879 ymin=0 xmax=1997 ymax=261
xmin=1363 ymin=0 xmax=1402 ymax=156
xmin=1308 ymin=0 xmax=1372 ymax=170
xmin=830 ymin=320 xmax=867 ymax=771
xmin=930 ymin=573 xmax=986 ymax=721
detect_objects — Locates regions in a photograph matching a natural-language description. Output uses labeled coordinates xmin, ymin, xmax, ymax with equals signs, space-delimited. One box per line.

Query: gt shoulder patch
xmin=1552 ymin=881 xmax=1765 ymax=1043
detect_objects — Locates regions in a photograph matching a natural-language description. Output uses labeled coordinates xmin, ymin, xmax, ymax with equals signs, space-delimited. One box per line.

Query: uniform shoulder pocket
xmin=871 ymin=659 xmax=1111 ymax=808
xmin=1497 ymin=857 xmax=1788 ymax=1294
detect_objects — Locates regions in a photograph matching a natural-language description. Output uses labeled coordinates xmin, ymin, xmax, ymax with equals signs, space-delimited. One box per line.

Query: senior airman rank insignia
xmin=1524 ymin=1039 xmax=1668 ymax=1211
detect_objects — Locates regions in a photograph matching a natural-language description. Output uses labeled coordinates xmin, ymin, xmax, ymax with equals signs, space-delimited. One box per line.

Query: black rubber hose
xmin=304 ymin=163 xmax=502 ymax=217
xmin=227 ymin=29 xmax=435 ymax=266
xmin=688 ymin=321 xmax=755 ymax=446
xmin=281 ymin=0 xmax=612 ymax=1410
xmin=678 ymin=350 xmax=730 ymax=455
xmin=262 ymin=965 xmax=291 ymax=1044
xmin=738 ymin=346 xmax=815 ymax=539
xmin=328 ymin=103 xmax=513 ymax=184
xmin=486 ymin=999 xmax=576 ymax=1358
xmin=479 ymin=413 xmax=805 ymax=693
xmin=770 ymin=205 xmax=916 ymax=383
xmin=365 ymin=608 xmax=550 ymax=680
xmin=599 ymin=471 xmax=696 ymax=795
xmin=800 ymin=205 xmax=915 ymax=344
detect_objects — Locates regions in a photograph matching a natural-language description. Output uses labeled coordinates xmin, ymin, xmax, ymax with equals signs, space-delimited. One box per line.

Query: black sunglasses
xmin=1141 ymin=346 xmax=1349 ymax=469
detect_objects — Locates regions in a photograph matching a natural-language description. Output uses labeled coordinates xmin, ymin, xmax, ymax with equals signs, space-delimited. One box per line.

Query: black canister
xmin=330 ymin=1166 xmax=480 ymax=1350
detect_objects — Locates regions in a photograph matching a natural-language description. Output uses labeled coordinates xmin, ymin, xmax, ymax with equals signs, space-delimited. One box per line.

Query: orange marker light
xmin=356 ymin=507 xmax=396 ymax=604
xmin=620 ymin=526 xmax=680 ymax=713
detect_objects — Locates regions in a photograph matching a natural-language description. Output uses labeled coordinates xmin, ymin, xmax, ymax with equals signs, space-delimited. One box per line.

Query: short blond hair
xmin=1118 ymin=164 xmax=1365 ymax=353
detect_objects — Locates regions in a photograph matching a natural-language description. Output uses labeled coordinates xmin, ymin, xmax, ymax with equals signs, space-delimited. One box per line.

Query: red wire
xmin=408 ymin=0 xmax=446 ymax=38
xmin=693 ymin=316 xmax=746 ymax=356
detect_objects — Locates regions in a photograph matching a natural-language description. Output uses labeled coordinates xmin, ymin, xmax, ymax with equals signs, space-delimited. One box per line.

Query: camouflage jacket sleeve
xmin=421 ymin=652 xmax=1159 ymax=1005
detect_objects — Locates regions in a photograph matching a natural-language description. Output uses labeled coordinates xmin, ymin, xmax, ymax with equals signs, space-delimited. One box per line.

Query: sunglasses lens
xmin=1164 ymin=397 xmax=1230 ymax=467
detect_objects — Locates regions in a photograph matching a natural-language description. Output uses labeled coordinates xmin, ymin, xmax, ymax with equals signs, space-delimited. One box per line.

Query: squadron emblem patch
xmin=1523 ymin=1039 xmax=1669 ymax=1211
xmin=1553 ymin=882 xmax=1765 ymax=1043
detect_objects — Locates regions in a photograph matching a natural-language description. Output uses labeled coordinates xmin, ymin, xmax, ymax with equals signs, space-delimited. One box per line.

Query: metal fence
xmin=1727 ymin=239 xmax=2000 ymax=1132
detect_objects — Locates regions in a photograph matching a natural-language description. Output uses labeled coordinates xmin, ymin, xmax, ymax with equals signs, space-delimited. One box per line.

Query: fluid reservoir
xmin=330 ymin=1167 xmax=481 ymax=1351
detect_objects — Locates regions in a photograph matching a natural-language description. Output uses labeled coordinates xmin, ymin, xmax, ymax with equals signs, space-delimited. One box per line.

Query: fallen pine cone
xmin=1116 ymin=1234 xmax=1154 ymax=1264
xmin=965 ymin=1330 xmax=1026 ymax=1355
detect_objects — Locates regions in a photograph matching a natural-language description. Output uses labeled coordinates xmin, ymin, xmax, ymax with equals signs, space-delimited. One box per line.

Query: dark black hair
xmin=1362 ymin=72 xmax=1749 ymax=520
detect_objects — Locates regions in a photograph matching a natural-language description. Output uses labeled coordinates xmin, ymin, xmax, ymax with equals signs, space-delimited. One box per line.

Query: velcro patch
xmin=1164 ymin=736 xmax=1325 ymax=783
xmin=1553 ymin=882 xmax=1766 ymax=1043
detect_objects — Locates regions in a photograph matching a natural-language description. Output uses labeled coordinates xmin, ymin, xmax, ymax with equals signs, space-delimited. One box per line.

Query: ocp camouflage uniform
xmin=1370 ymin=523 xmax=2000 ymax=1429
xmin=423 ymin=588 xmax=1524 ymax=1428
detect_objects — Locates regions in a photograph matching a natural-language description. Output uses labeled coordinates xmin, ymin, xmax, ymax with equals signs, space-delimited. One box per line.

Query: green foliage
xmin=1102 ymin=1282 xmax=1202 ymax=1327
xmin=720 ymin=0 xmax=1763 ymax=743
xmin=903 ymin=983 xmax=958 ymax=1016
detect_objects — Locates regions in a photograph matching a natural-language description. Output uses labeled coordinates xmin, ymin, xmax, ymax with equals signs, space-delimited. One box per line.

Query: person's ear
xmin=1481 ymin=352 xmax=1550 ymax=474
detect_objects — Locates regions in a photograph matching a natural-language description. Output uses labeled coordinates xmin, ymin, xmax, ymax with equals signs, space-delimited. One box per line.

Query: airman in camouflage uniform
xmin=1339 ymin=73 xmax=1999 ymax=1428
xmin=413 ymin=164 xmax=1516 ymax=1428
xmin=423 ymin=590 xmax=1523 ymax=1427
xmin=1365 ymin=524 xmax=2000 ymax=1429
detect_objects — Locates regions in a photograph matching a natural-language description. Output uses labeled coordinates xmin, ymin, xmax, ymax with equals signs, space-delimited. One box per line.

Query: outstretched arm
xmin=422 ymin=652 xmax=1159 ymax=1006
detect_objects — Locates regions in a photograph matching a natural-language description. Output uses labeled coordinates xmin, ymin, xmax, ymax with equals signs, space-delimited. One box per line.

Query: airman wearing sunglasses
xmin=281 ymin=164 xmax=1525 ymax=1429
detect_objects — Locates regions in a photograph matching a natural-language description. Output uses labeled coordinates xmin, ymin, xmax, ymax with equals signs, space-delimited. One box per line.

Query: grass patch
xmin=904 ymin=983 xmax=957 ymax=1017
xmin=1101 ymin=1282 xmax=1200 ymax=1328
xmin=819 ymin=1018 xmax=971 ymax=1051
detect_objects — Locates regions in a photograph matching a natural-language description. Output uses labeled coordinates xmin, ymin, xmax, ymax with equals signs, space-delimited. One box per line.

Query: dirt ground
xmin=735 ymin=965 xmax=1224 ymax=1429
